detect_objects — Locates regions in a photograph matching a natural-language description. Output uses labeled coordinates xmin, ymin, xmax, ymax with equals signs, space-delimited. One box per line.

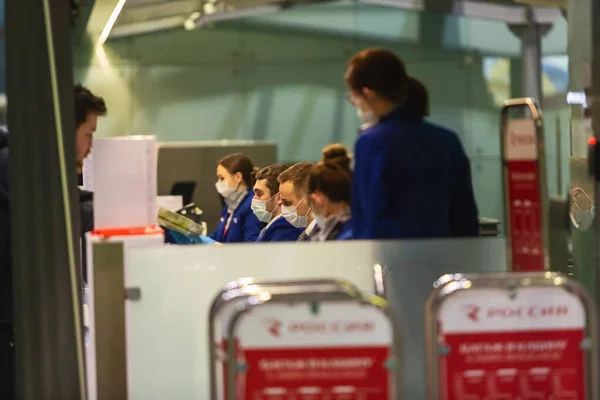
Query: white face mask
xmin=282 ymin=198 xmax=310 ymax=229
xmin=356 ymin=107 xmax=378 ymax=125
xmin=215 ymin=180 xmax=243 ymax=206
xmin=251 ymin=198 xmax=274 ymax=223
xmin=215 ymin=180 xmax=234 ymax=197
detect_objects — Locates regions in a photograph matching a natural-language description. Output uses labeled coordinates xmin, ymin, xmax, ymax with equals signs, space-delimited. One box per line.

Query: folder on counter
xmin=157 ymin=207 xmax=215 ymax=245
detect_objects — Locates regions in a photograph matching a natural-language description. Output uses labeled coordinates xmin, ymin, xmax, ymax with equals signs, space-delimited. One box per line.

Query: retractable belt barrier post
xmin=501 ymin=98 xmax=549 ymax=271
xmin=209 ymin=279 xmax=400 ymax=400
xmin=209 ymin=279 xmax=365 ymax=400
xmin=425 ymin=272 xmax=599 ymax=400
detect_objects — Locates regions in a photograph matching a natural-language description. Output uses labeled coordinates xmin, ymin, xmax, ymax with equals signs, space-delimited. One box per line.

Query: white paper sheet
xmin=93 ymin=136 xmax=157 ymax=229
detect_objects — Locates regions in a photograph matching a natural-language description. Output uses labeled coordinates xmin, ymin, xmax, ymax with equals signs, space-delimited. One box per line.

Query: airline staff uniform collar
xmin=305 ymin=219 xmax=317 ymax=236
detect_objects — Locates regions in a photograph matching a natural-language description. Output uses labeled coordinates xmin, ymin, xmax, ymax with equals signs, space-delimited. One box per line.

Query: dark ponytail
xmin=404 ymin=76 xmax=430 ymax=119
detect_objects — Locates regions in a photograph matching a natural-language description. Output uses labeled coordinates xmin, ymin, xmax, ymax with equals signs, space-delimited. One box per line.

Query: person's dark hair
xmin=405 ymin=77 xmax=430 ymax=118
xmin=219 ymin=153 xmax=258 ymax=188
xmin=308 ymin=162 xmax=352 ymax=204
xmin=345 ymin=48 xmax=428 ymax=119
xmin=277 ymin=162 xmax=314 ymax=195
xmin=75 ymin=84 xmax=107 ymax=128
xmin=321 ymin=143 xmax=351 ymax=173
xmin=255 ymin=164 xmax=289 ymax=197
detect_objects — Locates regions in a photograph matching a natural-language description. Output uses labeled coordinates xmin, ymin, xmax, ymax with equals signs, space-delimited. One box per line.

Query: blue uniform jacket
xmin=210 ymin=189 xmax=264 ymax=243
xmin=335 ymin=220 xmax=353 ymax=241
xmin=255 ymin=216 xmax=304 ymax=243
xmin=352 ymin=106 xmax=479 ymax=239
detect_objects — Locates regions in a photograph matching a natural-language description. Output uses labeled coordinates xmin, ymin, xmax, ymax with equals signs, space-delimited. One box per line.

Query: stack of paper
xmin=157 ymin=207 xmax=205 ymax=237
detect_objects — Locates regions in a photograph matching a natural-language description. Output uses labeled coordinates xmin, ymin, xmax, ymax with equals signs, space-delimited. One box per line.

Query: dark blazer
xmin=255 ymin=216 xmax=304 ymax=243
xmin=209 ymin=189 xmax=264 ymax=243
xmin=352 ymin=106 xmax=479 ymax=239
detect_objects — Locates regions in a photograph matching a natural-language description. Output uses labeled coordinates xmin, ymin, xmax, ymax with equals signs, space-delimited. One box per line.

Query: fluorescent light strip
xmin=98 ymin=0 xmax=128 ymax=45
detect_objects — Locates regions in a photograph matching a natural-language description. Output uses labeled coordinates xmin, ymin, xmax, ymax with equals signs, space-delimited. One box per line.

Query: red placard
xmin=437 ymin=286 xmax=588 ymax=400
xmin=233 ymin=302 xmax=394 ymax=399
xmin=239 ymin=346 xmax=390 ymax=399
xmin=505 ymin=119 xmax=545 ymax=271
xmin=440 ymin=329 xmax=585 ymax=399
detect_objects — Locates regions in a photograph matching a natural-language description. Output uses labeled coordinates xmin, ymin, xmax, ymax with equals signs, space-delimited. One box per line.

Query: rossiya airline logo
xmin=509 ymin=130 xmax=535 ymax=147
xmin=263 ymin=319 xmax=283 ymax=337
xmin=463 ymin=304 xmax=569 ymax=322
xmin=464 ymin=305 xmax=480 ymax=322
xmin=261 ymin=318 xmax=375 ymax=336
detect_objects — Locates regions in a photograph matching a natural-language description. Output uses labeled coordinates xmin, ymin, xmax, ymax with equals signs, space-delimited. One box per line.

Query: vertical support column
xmin=591 ymin=0 xmax=600 ymax=323
xmin=6 ymin=1 xmax=85 ymax=399
xmin=520 ymin=9 xmax=543 ymax=104
xmin=508 ymin=9 xmax=551 ymax=105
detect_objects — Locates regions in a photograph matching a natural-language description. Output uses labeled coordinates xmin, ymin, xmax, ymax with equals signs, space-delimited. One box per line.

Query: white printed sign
xmin=236 ymin=302 xmax=392 ymax=348
xmin=439 ymin=286 xmax=586 ymax=333
xmin=83 ymin=154 xmax=93 ymax=191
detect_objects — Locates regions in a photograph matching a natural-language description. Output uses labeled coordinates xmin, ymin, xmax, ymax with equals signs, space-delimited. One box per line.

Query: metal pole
xmin=592 ymin=0 xmax=600 ymax=328
xmin=521 ymin=8 xmax=543 ymax=104
xmin=6 ymin=1 xmax=85 ymax=399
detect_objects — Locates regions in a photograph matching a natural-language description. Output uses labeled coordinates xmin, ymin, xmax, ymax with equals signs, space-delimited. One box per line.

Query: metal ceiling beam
xmin=358 ymin=0 xmax=563 ymax=24
xmin=106 ymin=0 xmax=564 ymax=40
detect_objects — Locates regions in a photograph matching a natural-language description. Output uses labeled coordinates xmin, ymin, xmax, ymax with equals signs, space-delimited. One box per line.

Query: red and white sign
xmin=234 ymin=302 xmax=394 ymax=399
xmin=438 ymin=286 xmax=587 ymax=399
xmin=504 ymin=119 xmax=545 ymax=272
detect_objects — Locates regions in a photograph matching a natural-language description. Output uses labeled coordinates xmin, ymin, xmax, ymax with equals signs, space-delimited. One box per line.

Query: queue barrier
xmin=209 ymin=278 xmax=401 ymax=400
xmin=425 ymin=272 xmax=599 ymax=400
xmin=209 ymin=279 xmax=364 ymax=400
xmin=500 ymin=98 xmax=549 ymax=271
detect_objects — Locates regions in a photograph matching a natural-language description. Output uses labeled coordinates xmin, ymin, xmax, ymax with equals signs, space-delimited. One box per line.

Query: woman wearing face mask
xmin=346 ymin=48 xmax=479 ymax=239
xmin=210 ymin=153 xmax=265 ymax=243
xmin=307 ymin=145 xmax=353 ymax=241
xmin=252 ymin=164 xmax=305 ymax=242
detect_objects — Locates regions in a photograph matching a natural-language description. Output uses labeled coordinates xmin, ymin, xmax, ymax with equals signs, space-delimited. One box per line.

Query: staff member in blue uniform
xmin=307 ymin=144 xmax=353 ymax=241
xmin=210 ymin=153 xmax=264 ymax=243
xmin=252 ymin=164 xmax=304 ymax=242
xmin=345 ymin=48 xmax=479 ymax=239
xmin=277 ymin=162 xmax=316 ymax=241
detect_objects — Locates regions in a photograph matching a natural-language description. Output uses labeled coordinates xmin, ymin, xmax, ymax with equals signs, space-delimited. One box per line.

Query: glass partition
xmin=118 ymin=238 xmax=506 ymax=399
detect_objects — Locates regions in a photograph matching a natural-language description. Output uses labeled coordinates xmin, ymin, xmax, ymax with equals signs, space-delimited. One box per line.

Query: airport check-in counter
xmin=157 ymin=141 xmax=277 ymax=231
xmin=87 ymin=237 xmax=507 ymax=399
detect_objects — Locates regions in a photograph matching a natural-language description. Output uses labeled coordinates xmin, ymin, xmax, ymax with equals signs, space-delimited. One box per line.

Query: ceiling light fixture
xmin=98 ymin=0 xmax=128 ymax=45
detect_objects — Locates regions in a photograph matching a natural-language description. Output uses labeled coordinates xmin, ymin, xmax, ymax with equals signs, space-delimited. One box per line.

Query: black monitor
xmin=169 ymin=181 xmax=196 ymax=206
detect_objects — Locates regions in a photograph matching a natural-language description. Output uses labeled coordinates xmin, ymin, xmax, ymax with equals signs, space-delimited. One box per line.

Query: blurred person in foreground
xmin=0 ymin=84 xmax=106 ymax=398
xmin=307 ymin=144 xmax=353 ymax=241
xmin=345 ymin=48 xmax=479 ymax=239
